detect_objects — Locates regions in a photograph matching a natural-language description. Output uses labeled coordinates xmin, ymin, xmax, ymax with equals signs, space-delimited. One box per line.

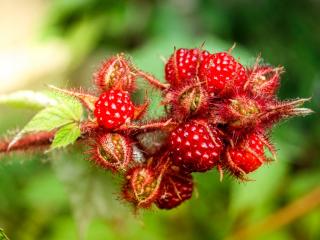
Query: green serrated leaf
xmin=0 ymin=91 xmax=57 ymax=109
xmin=20 ymin=93 xmax=83 ymax=134
xmin=50 ymin=123 xmax=81 ymax=150
xmin=0 ymin=229 xmax=9 ymax=240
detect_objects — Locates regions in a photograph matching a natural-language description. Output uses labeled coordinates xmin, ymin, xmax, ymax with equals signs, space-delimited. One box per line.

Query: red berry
xmin=165 ymin=48 xmax=209 ymax=87
xmin=199 ymin=52 xmax=247 ymax=95
xmin=169 ymin=120 xmax=224 ymax=172
xmin=156 ymin=173 xmax=193 ymax=210
xmin=94 ymin=89 xmax=134 ymax=129
xmin=94 ymin=54 xmax=135 ymax=92
xmin=226 ymin=134 xmax=265 ymax=175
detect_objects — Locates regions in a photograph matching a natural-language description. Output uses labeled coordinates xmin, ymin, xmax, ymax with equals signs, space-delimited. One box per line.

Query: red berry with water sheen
xmin=226 ymin=134 xmax=265 ymax=175
xmin=169 ymin=120 xmax=224 ymax=172
xmin=156 ymin=173 xmax=193 ymax=209
xmin=94 ymin=89 xmax=134 ymax=129
xmin=200 ymin=52 xmax=247 ymax=95
xmin=165 ymin=48 xmax=209 ymax=87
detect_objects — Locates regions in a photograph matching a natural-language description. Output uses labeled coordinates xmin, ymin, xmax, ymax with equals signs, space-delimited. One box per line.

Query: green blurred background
xmin=0 ymin=0 xmax=319 ymax=239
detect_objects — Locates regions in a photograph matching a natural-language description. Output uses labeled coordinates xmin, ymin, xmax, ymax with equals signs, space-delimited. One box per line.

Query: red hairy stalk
xmin=0 ymin=121 xmax=97 ymax=155
xmin=133 ymin=68 xmax=169 ymax=90
xmin=117 ymin=118 xmax=177 ymax=133
xmin=0 ymin=132 xmax=55 ymax=154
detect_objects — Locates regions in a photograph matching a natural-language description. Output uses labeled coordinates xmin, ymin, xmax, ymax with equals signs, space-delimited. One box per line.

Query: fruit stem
xmin=133 ymin=68 xmax=170 ymax=90
xmin=0 ymin=121 xmax=97 ymax=155
xmin=118 ymin=119 xmax=177 ymax=132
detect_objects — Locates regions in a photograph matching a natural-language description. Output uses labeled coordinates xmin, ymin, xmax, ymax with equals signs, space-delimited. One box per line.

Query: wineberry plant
xmin=0 ymin=47 xmax=312 ymax=210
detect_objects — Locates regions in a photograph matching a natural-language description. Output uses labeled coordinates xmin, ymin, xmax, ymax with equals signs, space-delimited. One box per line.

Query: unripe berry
xmin=94 ymin=89 xmax=134 ymax=129
xmin=169 ymin=120 xmax=224 ymax=172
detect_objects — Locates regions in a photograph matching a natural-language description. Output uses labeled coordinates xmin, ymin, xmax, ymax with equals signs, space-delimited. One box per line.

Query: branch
xmin=0 ymin=131 xmax=55 ymax=153
xmin=0 ymin=121 xmax=96 ymax=154
xmin=0 ymin=119 xmax=174 ymax=155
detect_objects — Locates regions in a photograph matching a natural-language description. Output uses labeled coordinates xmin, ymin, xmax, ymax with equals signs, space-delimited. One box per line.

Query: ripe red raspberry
xmin=165 ymin=48 xmax=209 ymax=87
xmin=94 ymin=89 xmax=134 ymax=129
xmin=226 ymin=134 xmax=266 ymax=176
xmin=156 ymin=172 xmax=193 ymax=210
xmin=199 ymin=52 xmax=247 ymax=95
xmin=169 ymin=120 xmax=224 ymax=172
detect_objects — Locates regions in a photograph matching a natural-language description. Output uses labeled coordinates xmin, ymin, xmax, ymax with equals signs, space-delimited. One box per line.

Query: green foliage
xmin=50 ymin=123 xmax=81 ymax=150
xmin=0 ymin=229 xmax=9 ymax=240
xmin=5 ymin=92 xmax=84 ymax=151
xmin=20 ymin=93 xmax=82 ymax=134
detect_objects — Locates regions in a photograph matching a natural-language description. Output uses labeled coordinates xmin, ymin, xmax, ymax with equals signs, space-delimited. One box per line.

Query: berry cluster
xmin=52 ymin=48 xmax=310 ymax=211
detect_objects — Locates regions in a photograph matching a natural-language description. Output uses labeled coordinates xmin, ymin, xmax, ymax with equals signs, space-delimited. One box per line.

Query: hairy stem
xmin=0 ymin=121 xmax=96 ymax=154
xmin=0 ymin=119 xmax=174 ymax=154
xmin=0 ymin=131 xmax=55 ymax=153
xmin=133 ymin=69 xmax=169 ymax=90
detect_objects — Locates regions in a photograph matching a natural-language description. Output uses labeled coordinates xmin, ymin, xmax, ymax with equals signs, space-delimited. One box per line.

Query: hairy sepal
xmin=90 ymin=133 xmax=133 ymax=172
xmin=164 ymin=82 xmax=209 ymax=120
xmin=211 ymin=95 xmax=312 ymax=136
xmin=121 ymin=155 xmax=170 ymax=209
xmin=94 ymin=54 xmax=136 ymax=92
xmin=245 ymin=64 xmax=283 ymax=97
